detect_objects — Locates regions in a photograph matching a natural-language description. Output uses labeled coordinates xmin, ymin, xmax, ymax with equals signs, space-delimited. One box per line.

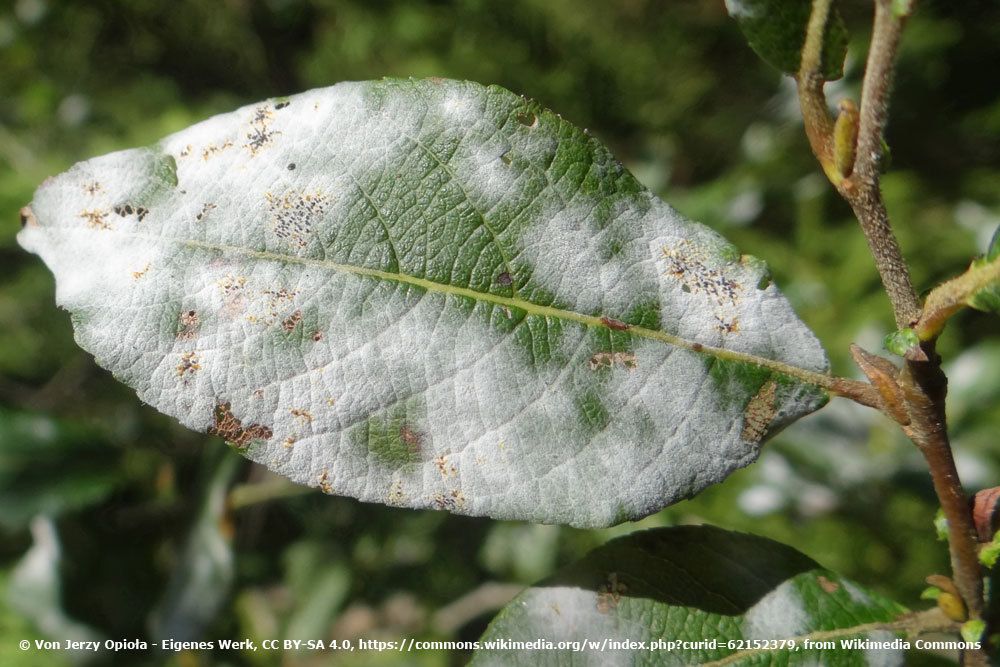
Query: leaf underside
xmin=474 ymin=526 xmax=907 ymax=666
xmin=18 ymin=79 xmax=827 ymax=527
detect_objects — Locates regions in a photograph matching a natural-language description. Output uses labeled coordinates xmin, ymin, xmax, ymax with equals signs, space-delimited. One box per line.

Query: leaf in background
xmin=283 ymin=543 xmax=352 ymax=641
xmin=725 ymin=0 xmax=849 ymax=80
xmin=0 ymin=408 xmax=120 ymax=530
xmin=473 ymin=525 xmax=907 ymax=666
xmin=149 ymin=451 xmax=241 ymax=642
xmin=18 ymin=79 xmax=827 ymax=527
xmin=6 ymin=517 xmax=106 ymax=663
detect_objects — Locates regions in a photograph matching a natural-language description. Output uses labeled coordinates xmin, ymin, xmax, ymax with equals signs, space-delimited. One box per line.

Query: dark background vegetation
xmin=1 ymin=1 xmax=998 ymax=665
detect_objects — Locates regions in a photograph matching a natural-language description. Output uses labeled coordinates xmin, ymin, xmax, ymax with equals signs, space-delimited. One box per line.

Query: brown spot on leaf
xmin=178 ymin=145 xmax=192 ymax=158
xmin=515 ymin=110 xmax=537 ymax=127
xmin=195 ymin=203 xmax=217 ymax=221
xmin=19 ymin=206 xmax=37 ymax=228
xmin=818 ymin=575 xmax=840 ymax=594
xmin=217 ymin=275 xmax=247 ymax=315
xmin=715 ymin=316 xmax=740 ymax=334
xmin=317 ymin=468 xmax=333 ymax=493
xmin=83 ymin=181 xmax=102 ymax=195
xmin=178 ymin=310 xmax=200 ymax=339
xmin=131 ymin=263 xmax=150 ymax=280
xmin=741 ymin=380 xmax=778 ymax=443
xmin=202 ymin=140 xmax=234 ymax=160
xmin=208 ymin=402 xmax=272 ymax=448
xmin=388 ymin=480 xmax=405 ymax=505
xmin=112 ymin=203 xmax=147 ymax=221
xmin=252 ymin=106 xmax=273 ymax=124
xmin=588 ymin=352 xmax=637 ymax=371
xmin=663 ymin=245 xmax=742 ymax=306
xmin=79 ymin=209 xmax=111 ymax=230
xmin=401 ymin=425 xmax=422 ymax=455
xmin=596 ymin=573 xmax=627 ymax=614
xmin=245 ymin=106 xmax=281 ymax=156
xmin=311 ymin=330 xmax=323 ymax=342
xmin=600 ymin=316 xmax=630 ymax=331
xmin=432 ymin=489 xmax=465 ymax=510
xmin=266 ymin=191 xmax=326 ymax=248
xmin=282 ymin=437 xmax=295 ymax=449
xmin=176 ymin=351 xmax=200 ymax=377
xmin=290 ymin=408 xmax=313 ymax=423
xmin=274 ymin=101 xmax=290 ymax=110
xmin=496 ymin=271 xmax=513 ymax=286
xmin=434 ymin=454 xmax=457 ymax=478
xmin=282 ymin=310 xmax=303 ymax=332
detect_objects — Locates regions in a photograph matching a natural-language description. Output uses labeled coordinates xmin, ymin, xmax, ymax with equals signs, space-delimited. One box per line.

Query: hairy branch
xmin=799 ymin=0 xmax=920 ymax=328
xmin=898 ymin=351 xmax=984 ymax=620
xmin=845 ymin=0 xmax=920 ymax=328
xmin=798 ymin=0 xmax=987 ymax=636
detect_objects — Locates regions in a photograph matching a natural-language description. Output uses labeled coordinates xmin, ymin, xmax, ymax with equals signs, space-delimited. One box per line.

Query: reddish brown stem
xmin=899 ymin=351 xmax=983 ymax=620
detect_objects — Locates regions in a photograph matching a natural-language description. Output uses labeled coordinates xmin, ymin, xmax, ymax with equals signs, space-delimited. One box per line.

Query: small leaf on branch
xmin=916 ymin=251 xmax=1000 ymax=340
xmin=934 ymin=509 xmax=949 ymax=542
xmin=883 ymin=327 xmax=926 ymax=361
xmin=980 ymin=537 xmax=1000 ymax=568
xmin=961 ymin=619 xmax=986 ymax=644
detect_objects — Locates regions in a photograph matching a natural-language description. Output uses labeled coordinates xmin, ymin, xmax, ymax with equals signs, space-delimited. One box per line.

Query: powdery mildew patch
xmin=742 ymin=579 xmax=810 ymax=640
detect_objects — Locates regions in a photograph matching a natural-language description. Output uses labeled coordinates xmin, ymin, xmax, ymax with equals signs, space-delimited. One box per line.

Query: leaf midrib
xmin=59 ymin=227 xmax=832 ymax=390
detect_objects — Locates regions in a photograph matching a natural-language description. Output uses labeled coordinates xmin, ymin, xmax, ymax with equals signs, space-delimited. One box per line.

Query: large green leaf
xmin=474 ymin=526 xmax=907 ymax=666
xmin=18 ymin=79 xmax=827 ymax=527
xmin=725 ymin=0 xmax=849 ymax=80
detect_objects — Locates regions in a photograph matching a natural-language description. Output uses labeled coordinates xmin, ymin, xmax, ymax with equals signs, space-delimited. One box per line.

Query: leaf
xmin=18 ymin=79 xmax=828 ymax=527
xmin=7 ymin=517 xmax=106 ymax=661
xmin=883 ymin=327 xmax=921 ymax=359
xmin=150 ymin=451 xmax=241 ymax=642
xmin=916 ymin=251 xmax=1000 ymax=340
xmin=473 ymin=526 xmax=907 ymax=666
xmin=961 ymin=619 xmax=986 ymax=644
xmin=726 ymin=0 xmax=849 ymax=80
xmin=0 ymin=407 xmax=120 ymax=530
xmin=965 ymin=227 xmax=1000 ymax=312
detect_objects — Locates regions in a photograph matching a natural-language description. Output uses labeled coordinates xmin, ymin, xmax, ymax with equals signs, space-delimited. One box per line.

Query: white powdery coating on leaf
xmin=843 ymin=580 xmax=873 ymax=606
xmin=18 ymin=79 xmax=829 ymax=527
xmin=725 ymin=0 xmax=760 ymax=20
xmin=864 ymin=631 xmax=904 ymax=667
xmin=742 ymin=579 xmax=809 ymax=640
xmin=495 ymin=588 xmax=630 ymax=667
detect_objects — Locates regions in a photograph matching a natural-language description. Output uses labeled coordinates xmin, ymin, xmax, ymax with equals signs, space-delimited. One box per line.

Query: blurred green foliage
xmin=1 ymin=1 xmax=998 ymax=665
